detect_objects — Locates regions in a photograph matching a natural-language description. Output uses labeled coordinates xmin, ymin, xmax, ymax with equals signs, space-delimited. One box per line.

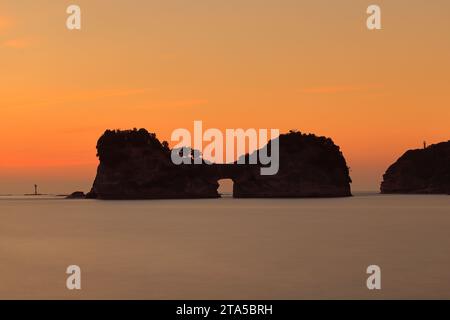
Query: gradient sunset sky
xmin=1 ymin=0 xmax=449 ymax=194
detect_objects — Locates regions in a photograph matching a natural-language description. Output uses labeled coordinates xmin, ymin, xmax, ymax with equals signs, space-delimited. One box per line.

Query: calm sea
xmin=0 ymin=193 xmax=449 ymax=299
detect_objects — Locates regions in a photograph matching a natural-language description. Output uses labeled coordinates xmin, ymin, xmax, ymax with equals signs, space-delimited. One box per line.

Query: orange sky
xmin=1 ymin=0 xmax=449 ymax=194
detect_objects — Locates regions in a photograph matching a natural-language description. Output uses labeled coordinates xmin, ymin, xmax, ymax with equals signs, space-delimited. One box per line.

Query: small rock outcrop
xmin=66 ymin=191 xmax=86 ymax=199
xmin=381 ymin=141 xmax=450 ymax=194
xmin=87 ymin=129 xmax=352 ymax=199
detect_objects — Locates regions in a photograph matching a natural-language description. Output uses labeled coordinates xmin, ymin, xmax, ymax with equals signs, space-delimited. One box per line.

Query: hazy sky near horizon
xmin=1 ymin=0 xmax=449 ymax=194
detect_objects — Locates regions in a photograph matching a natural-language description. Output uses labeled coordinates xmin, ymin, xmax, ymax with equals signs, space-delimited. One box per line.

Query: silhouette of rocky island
xmin=381 ymin=141 xmax=450 ymax=194
xmin=86 ymin=129 xmax=352 ymax=199
xmin=66 ymin=191 xmax=86 ymax=199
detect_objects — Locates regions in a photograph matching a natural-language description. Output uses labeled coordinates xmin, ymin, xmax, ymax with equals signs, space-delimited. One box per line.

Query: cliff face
xmin=87 ymin=129 xmax=219 ymax=199
xmin=88 ymin=129 xmax=352 ymax=199
xmin=381 ymin=141 xmax=450 ymax=194
xmin=232 ymin=132 xmax=352 ymax=198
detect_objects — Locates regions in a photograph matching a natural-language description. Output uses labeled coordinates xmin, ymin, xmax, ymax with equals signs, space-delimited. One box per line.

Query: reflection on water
xmin=0 ymin=194 xmax=449 ymax=299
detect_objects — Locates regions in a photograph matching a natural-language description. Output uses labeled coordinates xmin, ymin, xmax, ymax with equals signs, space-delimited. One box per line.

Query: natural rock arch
xmin=87 ymin=129 xmax=352 ymax=199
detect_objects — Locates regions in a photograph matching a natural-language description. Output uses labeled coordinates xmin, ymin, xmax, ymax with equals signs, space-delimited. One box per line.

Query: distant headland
xmin=84 ymin=129 xmax=352 ymax=199
xmin=381 ymin=141 xmax=450 ymax=194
